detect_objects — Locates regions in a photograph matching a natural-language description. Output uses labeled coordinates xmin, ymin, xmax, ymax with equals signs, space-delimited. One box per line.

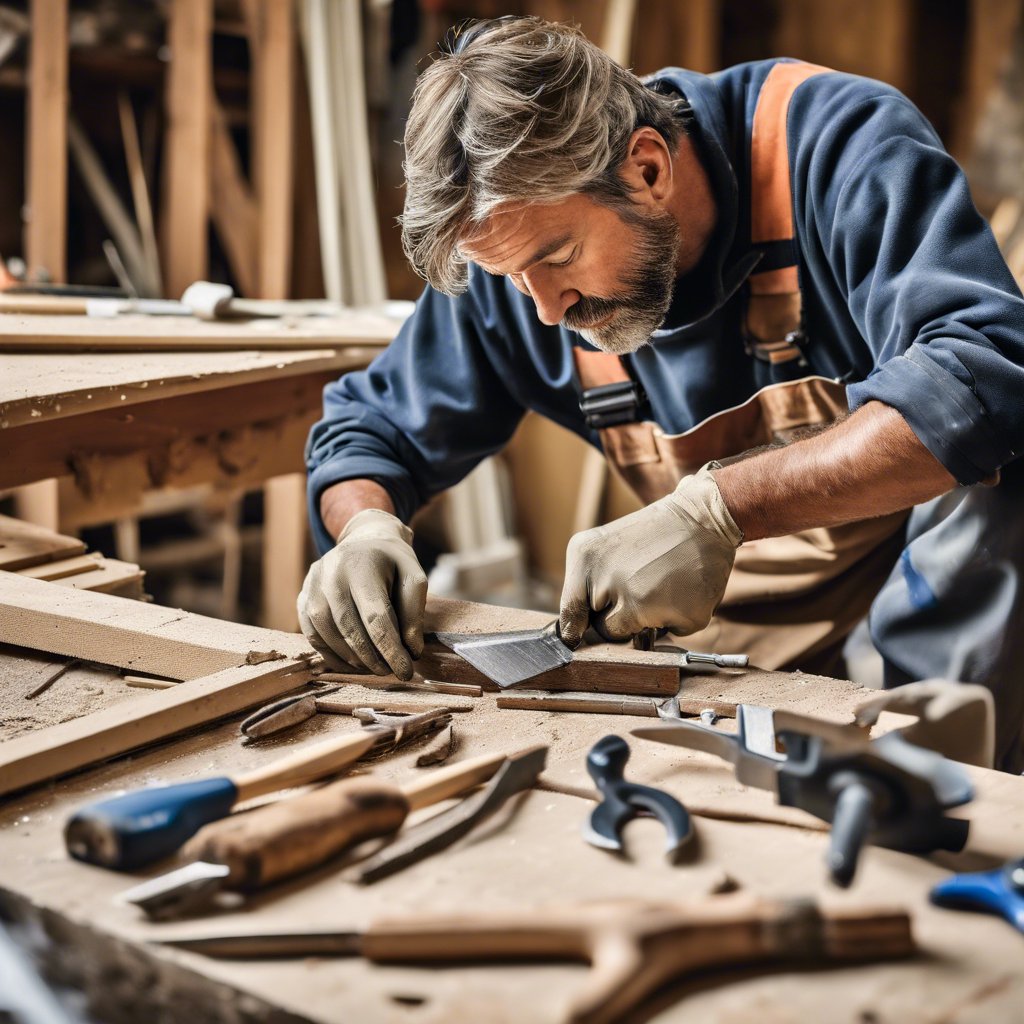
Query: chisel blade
xmin=434 ymin=623 xmax=572 ymax=688
xmin=161 ymin=931 xmax=363 ymax=958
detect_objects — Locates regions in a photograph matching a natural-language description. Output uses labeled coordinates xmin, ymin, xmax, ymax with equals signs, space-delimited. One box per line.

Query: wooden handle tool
xmin=122 ymin=748 xmax=522 ymax=918
xmin=162 ymin=894 xmax=914 ymax=1023
xmin=67 ymin=709 xmax=450 ymax=871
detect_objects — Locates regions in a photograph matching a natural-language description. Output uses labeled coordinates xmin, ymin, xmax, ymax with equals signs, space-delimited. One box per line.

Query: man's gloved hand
xmin=559 ymin=464 xmax=742 ymax=647
xmin=297 ymin=508 xmax=427 ymax=680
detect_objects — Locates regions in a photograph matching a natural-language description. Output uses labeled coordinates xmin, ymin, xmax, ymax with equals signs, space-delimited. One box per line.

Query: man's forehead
xmin=458 ymin=196 xmax=593 ymax=269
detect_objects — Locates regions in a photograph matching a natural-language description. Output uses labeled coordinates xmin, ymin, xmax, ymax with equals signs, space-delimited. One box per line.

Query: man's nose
xmin=520 ymin=269 xmax=578 ymax=326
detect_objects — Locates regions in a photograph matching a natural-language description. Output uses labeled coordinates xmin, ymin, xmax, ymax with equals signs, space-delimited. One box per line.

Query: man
xmin=300 ymin=17 xmax=1024 ymax=770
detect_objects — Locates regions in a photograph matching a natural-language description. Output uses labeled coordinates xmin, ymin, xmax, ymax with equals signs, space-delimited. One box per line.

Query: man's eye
xmin=550 ymin=248 xmax=577 ymax=267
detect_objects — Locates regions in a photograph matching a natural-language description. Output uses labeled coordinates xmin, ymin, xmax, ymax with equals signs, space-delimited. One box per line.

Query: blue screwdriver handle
xmin=930 ymin=857 xmax=1024 ymax=933
xmin=64 ymin=777 xmax=238 ymax=871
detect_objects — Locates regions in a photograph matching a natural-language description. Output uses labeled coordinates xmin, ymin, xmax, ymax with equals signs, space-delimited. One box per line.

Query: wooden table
xmin=0 ymin=582 xmax=1022 ymax=1023
xmin=0 ymin=311 xmax=398 ymax=627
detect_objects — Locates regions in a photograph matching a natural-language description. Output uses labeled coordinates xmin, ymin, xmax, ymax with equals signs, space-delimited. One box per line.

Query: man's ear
xmin=618 ymin=127 xmax=673 ymax=204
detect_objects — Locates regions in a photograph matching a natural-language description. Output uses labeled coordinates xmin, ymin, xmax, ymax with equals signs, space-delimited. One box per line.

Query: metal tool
xmin=633 ymin=704 xmax=973 ymax=887
xmin=930 ymin=857 xmax=1024 ymax=933
xmin=433 ymin=621 xmax=573 ymax=688
xmin=120 ymin=749 xmax=516 ymax=920
xmin=583 ymin=735 xmax=692 ymax=860
xmin=65 ymin=708 xmax=449 ymax=871
xmin=158 ymin=894 xmax=914 ymax=1024
xmin=351 ymin=744 xmax=548 ymax=884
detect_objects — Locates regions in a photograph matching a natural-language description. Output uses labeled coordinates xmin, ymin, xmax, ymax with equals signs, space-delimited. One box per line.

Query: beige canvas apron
xmin=574 ymin=62 xmax=908 ymax=673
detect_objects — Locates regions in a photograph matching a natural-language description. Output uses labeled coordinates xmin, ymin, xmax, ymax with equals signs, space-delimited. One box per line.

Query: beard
xmin=561 ymin=206 xmax=681 ymax=355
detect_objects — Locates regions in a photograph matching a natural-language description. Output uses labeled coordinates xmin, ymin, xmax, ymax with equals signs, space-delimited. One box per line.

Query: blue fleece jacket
xmin=306 ymin=59 xmax=1024 ymax=554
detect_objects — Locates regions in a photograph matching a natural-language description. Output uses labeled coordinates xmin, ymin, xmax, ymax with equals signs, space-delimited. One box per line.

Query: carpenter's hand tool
xmin=930 ymin=856 xmax=1024 ymax=933
xmin=634 ymin=704 xmax=973 ymax=887
xmin=158 ymin=893 xmax=914 ymax=1024
xmin=495 ymin=689 xmax=738 ymax=720
xmin=433 ymin=620 xmax=689 ymax=689
xmin=351 ymin=744 xmax=547 ymax=884
xmin=181 ymin=280 xmax=339 ymax=320
xmin=120 ymin=749 xmax=517 ymax=920
xmin=65 ymin=708 xmax=450 ymax=871
xmin=583 ymin=735 xmax=692 ymax=860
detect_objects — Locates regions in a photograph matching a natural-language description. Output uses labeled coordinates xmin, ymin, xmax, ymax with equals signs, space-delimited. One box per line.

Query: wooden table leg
xmin=262 ymin=473 xmax=307 ymax=632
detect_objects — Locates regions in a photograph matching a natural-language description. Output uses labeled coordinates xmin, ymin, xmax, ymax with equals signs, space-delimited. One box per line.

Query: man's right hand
xmin=297 ymin=508 xmax=427 ymax=680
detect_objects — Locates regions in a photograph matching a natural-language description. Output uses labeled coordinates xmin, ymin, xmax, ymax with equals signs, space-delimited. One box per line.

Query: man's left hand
xmin=558 ymin=464 xmax=743 ymax=647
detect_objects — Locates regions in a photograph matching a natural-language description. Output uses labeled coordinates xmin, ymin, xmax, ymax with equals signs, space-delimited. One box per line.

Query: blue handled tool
xmin=930 ymin=857 xmax=1024 ymax=933
xmin=64 ymin=707 xmax=448 ymax=871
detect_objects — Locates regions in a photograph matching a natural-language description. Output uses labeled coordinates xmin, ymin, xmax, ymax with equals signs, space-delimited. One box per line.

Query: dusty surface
xmin=1 ymin=661 xmax=1023 ymax=1023
xmin=0 ymin=643 xmax=137 ymax=741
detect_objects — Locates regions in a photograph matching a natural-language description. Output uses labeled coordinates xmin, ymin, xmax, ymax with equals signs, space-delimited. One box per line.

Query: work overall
xmin=574 ymin=63 xmax=1024 ymax=771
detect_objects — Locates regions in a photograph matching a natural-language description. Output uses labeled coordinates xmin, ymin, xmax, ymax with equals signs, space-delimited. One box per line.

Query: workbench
xmin=0 ymin=582 xmax=1021 ymax=1023
xmin=0 ymin=310 xmax=399 ymax=628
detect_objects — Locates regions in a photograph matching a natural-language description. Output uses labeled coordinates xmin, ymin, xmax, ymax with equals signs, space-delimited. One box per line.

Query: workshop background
xmin=3 ymin=0 xmax=1024 ymax=632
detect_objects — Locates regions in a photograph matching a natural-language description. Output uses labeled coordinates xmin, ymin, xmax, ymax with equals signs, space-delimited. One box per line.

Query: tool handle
xmin=184 ymin=777 xmax=409 ymax=890
xmin=401 ymin=747 xmax=538 ymax=811
xmin=827 ymin=776 xmax=876 ymax=888
xmin=233 ymin=729 xmax=377 ymax=802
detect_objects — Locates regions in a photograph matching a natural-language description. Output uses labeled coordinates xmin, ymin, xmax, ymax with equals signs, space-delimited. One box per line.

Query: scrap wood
xmin=497 ymin=690 xmax=738 ymax=719
xmin=416 ymin=724 xmax=456 ymax=767
xmin=315 ymin=671 xmax=482 ymax=697
xmin=23 ymin=658 xmax=81 ymax=700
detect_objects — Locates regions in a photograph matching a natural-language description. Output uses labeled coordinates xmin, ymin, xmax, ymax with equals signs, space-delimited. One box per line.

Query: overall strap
xmin=746 ymin=60 xmax=832 ymax=364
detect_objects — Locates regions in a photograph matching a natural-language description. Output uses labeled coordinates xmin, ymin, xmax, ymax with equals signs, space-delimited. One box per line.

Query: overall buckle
xmin=579 ymin=379 xmax=647 ymax=429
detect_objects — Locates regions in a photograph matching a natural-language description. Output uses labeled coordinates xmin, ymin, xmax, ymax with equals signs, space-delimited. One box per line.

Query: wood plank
xmin=0 ymin=658 xmax=310 ymax=797
xmin=25 ymin=0 xmax=68 ymax=283
xmin=161 ymin=0 xmax=212 ymax=298
xmin=0 ymin=571 xmax=313 ymax=680
xmin=16 ymin=553 xmax=102 ymax=580
xmin=250 ymin=0 xmax=295 ymax=301
xmin=419 ymin=596 xmax=680 ymax=696
xmin=0 ymin=515 xmax=86 ymax=571
xmin=0 ymin=311 xmax=399 ymax=353
xmin=51 ymin=558 xmax=145 ymax=598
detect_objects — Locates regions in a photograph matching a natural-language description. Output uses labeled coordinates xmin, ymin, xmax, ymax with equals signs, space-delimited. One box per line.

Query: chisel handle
xmin=184 ymin=749 xmax=517 ymax=890
xmin=233 ymin=729 xmax=377 ymax=801
xmin=185 ymin=777 xmax=410 ymax=890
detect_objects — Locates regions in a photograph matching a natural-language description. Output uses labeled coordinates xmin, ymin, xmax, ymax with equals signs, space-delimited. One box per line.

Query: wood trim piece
xmin=0 ymin=571 xmax=312 ymax=679
xmin=0 ymin=515 xmax=86 ymax=570
xmin=0 ymin=658 xmax=311 ymax=797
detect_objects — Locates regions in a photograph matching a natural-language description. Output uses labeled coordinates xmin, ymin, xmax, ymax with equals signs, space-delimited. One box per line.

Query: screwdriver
xmin=120 ymin=747 xmax=538 ymax=919
xmin=65 ymin=708 xmax=449 ymax=871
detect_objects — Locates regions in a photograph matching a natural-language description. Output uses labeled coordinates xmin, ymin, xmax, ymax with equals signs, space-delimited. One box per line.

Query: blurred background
xmin=2 ymin=0 xmax=1023 ymax=630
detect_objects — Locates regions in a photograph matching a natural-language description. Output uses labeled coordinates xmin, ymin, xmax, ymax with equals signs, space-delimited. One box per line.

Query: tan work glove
xmin=559 ymin=464 xmax=742 ymax=647
xmin=297 ymin=508 xmax=427 ymax=680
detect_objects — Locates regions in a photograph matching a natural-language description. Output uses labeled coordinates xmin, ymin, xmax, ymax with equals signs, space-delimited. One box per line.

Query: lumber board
xmin=16 ymin=553 xmax=102 ymax=581
xmin=0 ymin=658 xmax=310 ymax=797
xmin=161 ymin=0 xmax=212 ymax=297
xmin=0 ymin=515 xmax=86 ymax=570
xmin=26 ymin=0 xmax=68 ymax=283
xmin=0 ymin=311 xmax=399 ymax=353
xmin=0 ymin=572 xmax=312 ymax=680
xmin=420 ymin=596 xmax=680 ymax=696
xmin=51 ymin=558 xmax=145 ymax=598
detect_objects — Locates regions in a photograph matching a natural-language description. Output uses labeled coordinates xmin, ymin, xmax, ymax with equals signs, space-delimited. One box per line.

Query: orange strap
xmin=575 ymin=61 xmax=833 ymax=386
xmin=749 ymin=61 xmax=831 ymax=295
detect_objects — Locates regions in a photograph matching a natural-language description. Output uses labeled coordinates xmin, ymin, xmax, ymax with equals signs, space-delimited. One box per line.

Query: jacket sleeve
xmin=797 ymin=81 xmax=1024 ymax=484
xmin=305 ymin=282 xmax=527 ymax=553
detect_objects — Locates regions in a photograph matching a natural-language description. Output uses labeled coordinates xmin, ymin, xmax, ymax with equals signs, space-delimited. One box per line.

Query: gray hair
xmin=400 ymin=16 xmax=690 ymax=295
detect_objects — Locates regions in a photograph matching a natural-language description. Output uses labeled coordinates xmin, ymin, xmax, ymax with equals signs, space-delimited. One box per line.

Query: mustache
xmin=561 ymin=295 xmax=623 ymax=330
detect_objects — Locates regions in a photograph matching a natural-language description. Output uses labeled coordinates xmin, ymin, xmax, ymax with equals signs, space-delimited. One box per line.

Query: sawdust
xmin=0 ymin=642 xmax=137 ymax=741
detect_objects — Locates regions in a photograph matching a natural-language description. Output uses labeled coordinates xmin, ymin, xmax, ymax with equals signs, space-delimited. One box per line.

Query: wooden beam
xmin=209 ymin=100 xmax=258 ymax=297
xmin=0 ymin=571 xmax=313 ymax=680
xmin=161 ymin=0 xmax=212 ymax=298
xmin=0 ymin=514 xmax=85 ymax=570
xmin=0 ymin=659 xmax=310 ymax=797
xmin=249 ymin=0 xmax=295 ymax=300
xmin=26 ymin=0 xmax=68 ymax=283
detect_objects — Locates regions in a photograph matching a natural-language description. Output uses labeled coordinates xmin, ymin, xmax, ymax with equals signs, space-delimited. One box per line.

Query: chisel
xmin=64 ymin=708 xmax=449 ymax=871
xmin=121 ymin=747 xmax=540 ymax=919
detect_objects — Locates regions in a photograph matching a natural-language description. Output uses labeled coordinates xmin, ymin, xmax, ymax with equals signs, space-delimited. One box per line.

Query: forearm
xmin=713 ymin=400 xmax=958 ymax=542
xmin=319 ymin=479 xmax=396 ymax=542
